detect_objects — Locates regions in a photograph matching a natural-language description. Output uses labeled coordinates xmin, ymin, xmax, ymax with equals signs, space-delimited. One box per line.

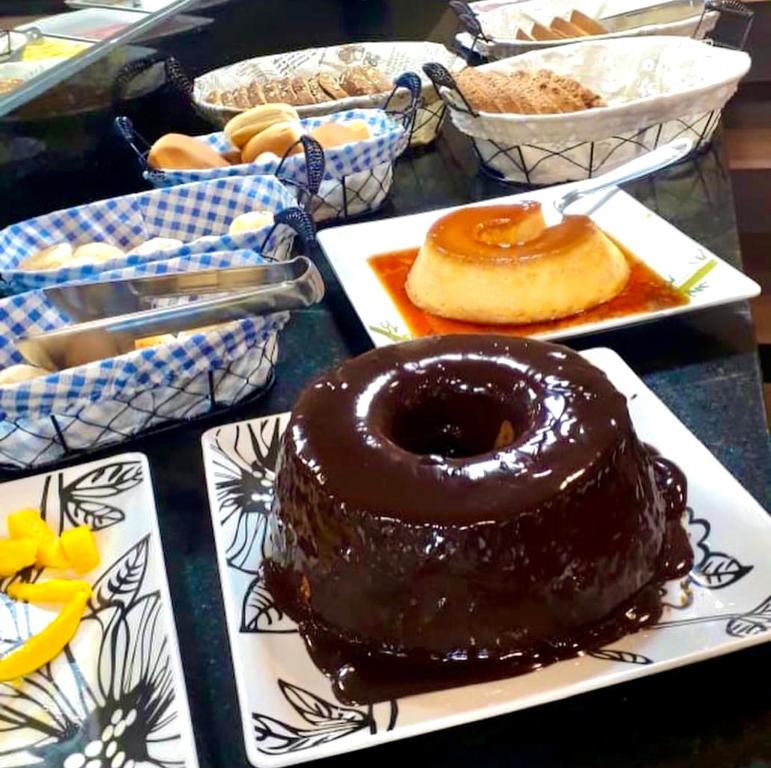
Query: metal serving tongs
xmin=17 ymin=257 xmax=325 ymax=372
xmin=549 ymin=137 xmax=694 ymax=217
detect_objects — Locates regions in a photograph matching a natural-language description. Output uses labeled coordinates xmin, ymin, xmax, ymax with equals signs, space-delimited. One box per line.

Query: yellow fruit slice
xmin=36 ymin=540 xmax=70 ymax=570
xmin=0 ymin=539 xmax=38 ymax=576
xmin=59 ymin=526 xmax=99 ymax=575
xmin=0 ymin=591 xmax=89 ymax=681
xmin=7 ymin=509 xmax=71 ymax=569
xmin=7 ymin=579 xmax=92 ymax=604
xmin=7 ymin=509 xmax=55 ymax=544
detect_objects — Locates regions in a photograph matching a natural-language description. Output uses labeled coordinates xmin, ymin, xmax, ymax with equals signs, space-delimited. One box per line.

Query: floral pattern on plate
xmin=201 ymin=348 xmax=771 ymax=767
xmin=0 ymin=454 xmax=198 ymax=768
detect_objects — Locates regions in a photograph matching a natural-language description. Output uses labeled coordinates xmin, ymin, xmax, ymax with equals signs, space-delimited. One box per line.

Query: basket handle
xmin=422 ymin=62 xmax=478 ymax=117
xmin=276 ymin=135 xmax=325 ymax=210
xmin=114 ymin=115 xmax=152 ymax=171
xmin=449 ymin=0 xmax=491 ymax=42
xmin=113 ymin=54 xmax=215 ymax=121
xmin=273 ymin=207 xmax=317 ymax=254
xmin=112 ymin=52 xmax=165 ymax=105
xmin=698 ymin=0 xmax=754 ymax=50
xmin=383 ymin=72 xmax=422 ymax=133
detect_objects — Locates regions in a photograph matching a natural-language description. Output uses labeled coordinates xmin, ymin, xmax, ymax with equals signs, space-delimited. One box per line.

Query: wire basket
xmin=0 ymin=174 xmax=303 ymax=294
xmin=117 ymin=72 xmax=422 ymax=223
xmin=449 ymin=0 xmax=751 ymax=61
xmin=178 ymin=42 xmax=465 ymax=147
xmin=424 ymin=32 xmax=750 ymax=185
xmin=0 ymin=211 xmax=318 ymax=471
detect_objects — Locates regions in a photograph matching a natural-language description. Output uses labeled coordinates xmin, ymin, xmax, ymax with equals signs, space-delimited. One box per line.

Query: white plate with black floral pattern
xmin=201 ymin=348 xmax=771 ymax=768
xmin=0 ymin=453 xmax=198 ymax=768
xmin=317 ymin=186 xmax=760 ymax=346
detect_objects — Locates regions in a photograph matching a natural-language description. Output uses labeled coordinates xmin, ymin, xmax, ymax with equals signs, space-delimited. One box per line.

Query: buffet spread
xmin=1 ymin=2 xmax=769 ymax=767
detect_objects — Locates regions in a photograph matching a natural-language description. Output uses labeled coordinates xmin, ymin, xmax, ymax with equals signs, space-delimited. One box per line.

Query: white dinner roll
xmin=127 ymin=237 xmax=184 ymax=256
xmin=228 ymin=210 xmax=275 ymax=235
xmin=0 ymin=363 xmax=52 ymax=385
xmin=19 ymin=242 xmax=73 ymax=270
xmin=70 ymin=242 xmax=125 ymax=265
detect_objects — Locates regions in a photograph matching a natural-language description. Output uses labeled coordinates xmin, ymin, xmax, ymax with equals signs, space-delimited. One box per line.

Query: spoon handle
xmin=554 ymin=138 xmax=694 ymax=214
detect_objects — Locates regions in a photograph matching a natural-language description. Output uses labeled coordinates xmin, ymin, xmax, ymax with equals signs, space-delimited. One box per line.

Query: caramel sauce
xmin=431 ymin=204 xmax=595 ymax=264
xmin=368 ymin=242 xmax=688 ymax=339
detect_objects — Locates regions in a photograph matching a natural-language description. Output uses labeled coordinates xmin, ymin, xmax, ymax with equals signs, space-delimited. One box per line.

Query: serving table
xmin=0 ymin=0 xmax=768 ymax=765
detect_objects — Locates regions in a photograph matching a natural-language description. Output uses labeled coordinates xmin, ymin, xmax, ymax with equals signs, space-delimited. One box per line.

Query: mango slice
xmin=0 ymin=590 xmax=89 ymax=681
xmin=36 ymin=540 xmax=70 ymax=570
xmin=59 ymin=526 xmax=99 ymax=574
xmin=6 ymin=509 xmax=68 ymax=569
xmin=8 ymin=509 xmax=70 ymax=568
xmin=7 ymin=509 xmax=55 ymax=544
xmin=0 ymin=539 xmax=38 ymax=576
xmin=7 ymin=579 xmax=92 ymax=604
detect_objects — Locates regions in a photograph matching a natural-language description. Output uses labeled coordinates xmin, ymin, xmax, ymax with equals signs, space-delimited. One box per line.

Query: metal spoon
xmin=552 ymin=137 xmax=694 ymax=215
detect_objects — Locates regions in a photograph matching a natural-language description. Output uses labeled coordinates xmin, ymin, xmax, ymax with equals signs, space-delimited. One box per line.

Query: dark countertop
xmin=0 ymin=1 xmax=769 ymax=766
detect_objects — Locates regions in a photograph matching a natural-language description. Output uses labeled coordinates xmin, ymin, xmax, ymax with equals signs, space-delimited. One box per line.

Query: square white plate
xmin=200 ymin=348 xmax=771 ymax=767
xmin=317 ymin=186 xmax=760 ymax=347
xmin=0 ymin=453 xmax=198 ymax=768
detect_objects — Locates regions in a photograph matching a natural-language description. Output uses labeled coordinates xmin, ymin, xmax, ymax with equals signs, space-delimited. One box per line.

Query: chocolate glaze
xmin=264 ymin=335 xmax=693 ymax=704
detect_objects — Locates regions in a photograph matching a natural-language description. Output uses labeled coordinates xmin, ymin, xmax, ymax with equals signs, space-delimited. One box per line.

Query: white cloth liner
xmin=0 ymin=175 xmax=299 ymax=293
xmin=444 ymin=37 xmax=750 ymax=183
xmin=191 ymin=41 xmax=465 ymax=146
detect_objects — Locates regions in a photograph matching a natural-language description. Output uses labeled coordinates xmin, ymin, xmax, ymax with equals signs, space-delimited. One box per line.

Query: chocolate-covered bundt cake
xmin=264 ymin=335 xmax=692 ymax=702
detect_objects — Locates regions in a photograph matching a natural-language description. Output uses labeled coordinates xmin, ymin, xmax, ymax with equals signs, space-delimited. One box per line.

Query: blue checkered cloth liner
xmin=0 ymin=249 xmax=287 ymax=423
xmin=144 ymin=109 xmax=409 ymax=188
xmin=0 ymin=175 xmax=298 ymax=294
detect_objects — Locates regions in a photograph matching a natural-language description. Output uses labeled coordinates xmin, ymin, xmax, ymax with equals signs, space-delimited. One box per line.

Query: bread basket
xmin=188 ymin=42 xmax=465 ymax=147
xmin=0 ymin=239 xmax=321 ymax=471
xmin=0 ymin=175 xmax=303 ymax=294
xmin=425 ymin=36 xmax=750 ymax=185
xmin=117 ymin=72 xmax=422 ymax=222
xmin=451 ymin=0 xmax=735 ymax=60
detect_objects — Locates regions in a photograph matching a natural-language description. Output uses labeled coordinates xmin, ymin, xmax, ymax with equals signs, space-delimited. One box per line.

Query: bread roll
xmin=222 ymin=149 xmax=243 ymax=165
xmin=19 ymin=243 xmax=73 ymax=270
xmin=63 ymin=331 xmax=121 ymax=369
xmin=71 ymin=242 xmax=125 ymax=265
xmin=128 ymin=237 xmax=184 ymax=256
xmin=224 ymin=104 xmax=300 ymax=149
xmin=134 ymin=334 xmax=176 ymax=350
xmin=309 ymin=120 xmax=371 ymax=149
xmin=148 ymin=134 xmax=230 ymax=170
xmin=229 ymin=210 xmax=275 ymax=235
xmin=0 ymin=363 xmax=52 ymax=385
xmin=241 ymin=121 xmax=304 ymax=163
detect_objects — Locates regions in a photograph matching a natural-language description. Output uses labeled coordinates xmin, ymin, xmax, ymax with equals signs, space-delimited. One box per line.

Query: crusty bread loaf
xmin=206 ymin=63 xmax=393 ymax=109
xmin=455 ymin=67 xmax=605 ymax=115
xmin=570 ymin=9 xmax=608 ymax=35
xmin=317 ymin=72 xmax=348 ymax=100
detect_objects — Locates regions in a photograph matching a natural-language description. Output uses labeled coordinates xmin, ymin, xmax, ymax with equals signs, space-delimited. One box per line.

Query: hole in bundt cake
xmin=386 ymin=389 xmax=528 ymax=459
